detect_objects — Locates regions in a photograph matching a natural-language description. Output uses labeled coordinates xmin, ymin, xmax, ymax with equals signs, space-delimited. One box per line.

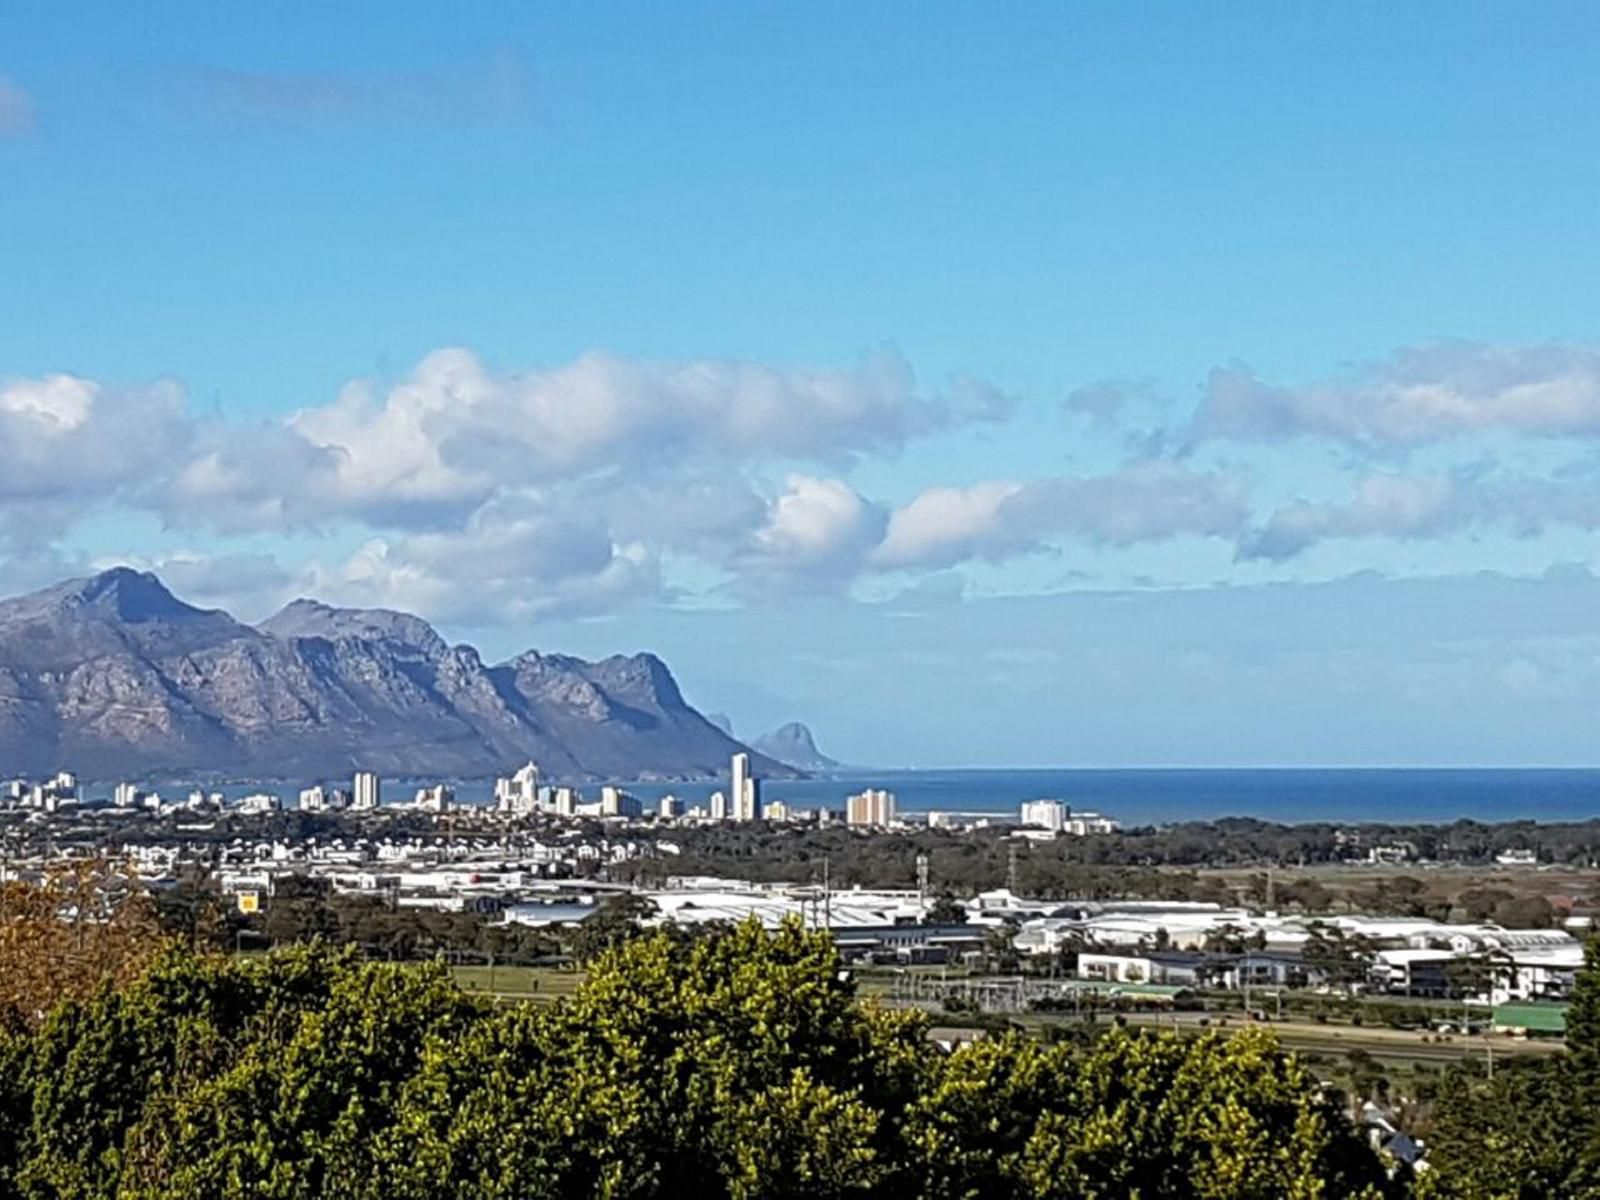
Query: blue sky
xmin=3 ymin=3 xmax=1600 ymax=765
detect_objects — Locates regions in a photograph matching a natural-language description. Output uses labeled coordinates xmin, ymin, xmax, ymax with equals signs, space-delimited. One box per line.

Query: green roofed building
xmin=1492 ymin=1002 xmax=1568 ymax=1036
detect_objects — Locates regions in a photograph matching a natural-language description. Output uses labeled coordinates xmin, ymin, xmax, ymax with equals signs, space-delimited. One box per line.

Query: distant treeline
xmin=15 ymin=808 xmax=1600 ymax=868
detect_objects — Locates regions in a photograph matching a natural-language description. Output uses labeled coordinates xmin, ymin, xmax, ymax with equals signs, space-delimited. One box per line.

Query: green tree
xmin=926 ymin=893 xmax=968 ymax=924
xmin=1417 ymin=1061 xmax=1581 ymax=1200
xmin=567 ymin=892 xmax=657 ymax=962
xmin=902 ymin=1028 xmax=1388 ymax=1199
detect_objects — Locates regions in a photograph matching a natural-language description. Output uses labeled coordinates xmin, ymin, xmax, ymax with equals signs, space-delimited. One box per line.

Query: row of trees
xmin=633 ymin=816 xmax=1600 ymax=878
xmin=0 ymin=916 xmax=1402 ymax=1199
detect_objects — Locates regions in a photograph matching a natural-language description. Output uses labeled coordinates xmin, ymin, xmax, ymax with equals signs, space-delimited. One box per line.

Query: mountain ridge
xmin=0 ymin=568 xmax=786 ymax=781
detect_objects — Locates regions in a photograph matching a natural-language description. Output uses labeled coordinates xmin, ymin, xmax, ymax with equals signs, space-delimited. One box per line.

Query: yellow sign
xmin=237 ymin=891 xmax=260 ymax=915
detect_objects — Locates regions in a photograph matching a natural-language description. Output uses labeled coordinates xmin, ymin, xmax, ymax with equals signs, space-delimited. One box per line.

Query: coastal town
xmin=0 ymin=752 xmax=1583 ymax=1032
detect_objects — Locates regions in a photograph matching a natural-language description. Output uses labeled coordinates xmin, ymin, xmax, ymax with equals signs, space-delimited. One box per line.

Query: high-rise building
xmin=553 ymin=786 xmax=577 ymax=817
xmin=352 ymin=771 xmax=381 ymax=811
xmin=709 ymin=789 xmax=728 ymax=821
xmin=298 ymin=785 xmax=327 ymax=812
xmin=659 ymin=794 xmax=681 ymax=819
xmin=846 ymin=788 xmax=896 ymax=828
xmin=731 ymin=752 xmax=758 ymax=821
xmin=494 ymin=761 xmax=541 ymax=814
xmin=1020 ymin=798 xmax=1068 ymax=833
xmin=600 ymin=786 xmax=642 ymax=818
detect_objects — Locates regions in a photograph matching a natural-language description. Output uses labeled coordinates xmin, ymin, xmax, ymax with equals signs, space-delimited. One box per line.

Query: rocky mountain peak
xmin=8 ymin=567 xmax=209 ymax=626
xmin=750 ymin=721 xmax=843 ymax=772
xmin=583 ymin=652 xmax=686 ymax=708
xmin=259 ymin=598 xmax=448 ymax=656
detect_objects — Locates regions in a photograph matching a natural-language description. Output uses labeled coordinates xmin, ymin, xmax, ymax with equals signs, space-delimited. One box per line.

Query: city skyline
xmin=5 ymin=5 xmax=1600 ymax=765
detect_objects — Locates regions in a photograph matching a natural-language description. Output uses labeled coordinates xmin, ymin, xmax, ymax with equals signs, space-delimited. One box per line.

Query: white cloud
xmin=875 ymin=481 xmax=1024 ymax=569
xmin=29 ymin=336 xmax=1600 ymax=629
xmin=1238 ymin=475 xmax=1463 ymax=561
xmin=0 ymin=373 xmax=191 ymax=544
xmin=1238 ymin=469 xmax=1600 ymax=561
xmin=1192 ymin=342 xmax=1600 ymax=448
xmin=169 ymin=346 xmax=980 ymax=534
xmin=742 ymin=475 xmax=886 ymax=585
xmin=875 ymin=463 xmax=1247 ymax=570
xmin=309 ymin=495 xmax=663 ymax=625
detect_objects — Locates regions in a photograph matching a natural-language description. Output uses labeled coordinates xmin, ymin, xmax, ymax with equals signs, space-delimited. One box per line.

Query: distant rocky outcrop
xmin=0 ymin=568 xmax=785 ymax=781
xmin=749 ymin=722 xmax=844 ymax=773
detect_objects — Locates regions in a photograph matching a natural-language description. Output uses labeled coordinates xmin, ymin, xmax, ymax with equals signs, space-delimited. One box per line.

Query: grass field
xmin=1115 ymin=1010 xmax=1563 ymax=1067
xmin=451 ymin=964 xmax=583 ymax=1003
xmin=449 ymin=963 xmax=1567 ymax=1073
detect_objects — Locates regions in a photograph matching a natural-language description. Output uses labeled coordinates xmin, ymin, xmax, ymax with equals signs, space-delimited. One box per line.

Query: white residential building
xmin=298 ymin=785 xmax=327 ymax=812
xmin=1063 ymin=812 xmax=1121 ymax=836
xmin=553 ymin=786 xmax=577 ymax=818
xmin=1020 ymin=798 xmax=1068 ymax=833
xmin=494 ymin=761 xmax=541 ymax=814
xmin=847 ymin=788 xmax=896 ymax=828
xmin=600 ymin=786 xmax=642 ymax=819
xmin=352 ymin=771 xmax=381 ymax=811
xmin=414 ymin=783 xmax=454 ymax=813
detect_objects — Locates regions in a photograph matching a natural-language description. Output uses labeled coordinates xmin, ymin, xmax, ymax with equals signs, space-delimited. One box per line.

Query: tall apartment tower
xmin=731 ymin=752 xmax=757 ymax=822
xmin=352 ymin=770 xmax=381 ymax=811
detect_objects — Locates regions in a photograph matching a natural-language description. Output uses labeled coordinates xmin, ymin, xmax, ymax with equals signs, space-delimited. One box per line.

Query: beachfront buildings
xmin=352 ymin=771 xmax=381 ymax=811
xmin=414 ymin=783 xmax=454 ymax=813
xmin=494 ymin=762 xmax=541 ymax=814
xmin=847 ymin=788 xmax=896 ymax=827
xmin=1021 ymin=798 xmax=1067 ymax=832
xmin=1019 ymin=798 xmax=1118 ymax=836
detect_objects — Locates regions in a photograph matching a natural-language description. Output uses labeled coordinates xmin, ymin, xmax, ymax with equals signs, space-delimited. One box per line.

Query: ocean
xmin=617 ymin=768 xmax=1600 ymax=827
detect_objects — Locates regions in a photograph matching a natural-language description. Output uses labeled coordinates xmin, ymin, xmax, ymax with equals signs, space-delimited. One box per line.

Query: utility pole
xmin=822 ymin=855 xmax=831 ymax=929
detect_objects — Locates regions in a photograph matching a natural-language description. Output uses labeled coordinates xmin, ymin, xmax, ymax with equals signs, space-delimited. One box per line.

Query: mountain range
xmin=0 ymin=568 xmax=787 ymax=782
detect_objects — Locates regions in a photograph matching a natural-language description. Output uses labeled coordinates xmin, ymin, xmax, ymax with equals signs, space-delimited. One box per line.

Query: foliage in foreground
xmin=0 ymin=919 xmax=1393 ymax=1200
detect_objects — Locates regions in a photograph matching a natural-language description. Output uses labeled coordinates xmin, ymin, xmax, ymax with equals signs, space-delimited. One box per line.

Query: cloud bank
xmin=9 ymin=336 xmax=1600 ymax=626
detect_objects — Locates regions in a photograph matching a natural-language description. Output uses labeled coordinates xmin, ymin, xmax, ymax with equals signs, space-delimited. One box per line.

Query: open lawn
xmin=451 ymin=964 xmax=584 ymax=1003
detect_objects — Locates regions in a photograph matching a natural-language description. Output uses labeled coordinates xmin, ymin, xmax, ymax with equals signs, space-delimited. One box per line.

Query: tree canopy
xmin=0 ymin=917 xmax=1397 ymax=1199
